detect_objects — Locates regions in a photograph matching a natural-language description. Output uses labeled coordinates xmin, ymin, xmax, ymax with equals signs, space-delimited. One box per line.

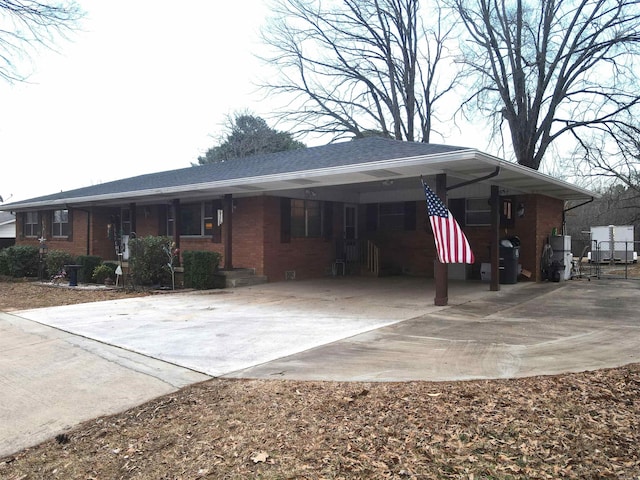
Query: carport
xmin=3 ymin=137 xmax=596 ymax=304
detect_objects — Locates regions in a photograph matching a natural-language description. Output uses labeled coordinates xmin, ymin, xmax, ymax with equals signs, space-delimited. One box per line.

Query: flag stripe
xmin=423 ymin=180 xmax=475 ymax=264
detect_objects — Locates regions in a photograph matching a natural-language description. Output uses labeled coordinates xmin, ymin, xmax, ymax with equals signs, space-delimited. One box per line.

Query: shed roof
xmin=2 ymin=137 xmax=595 ymax=210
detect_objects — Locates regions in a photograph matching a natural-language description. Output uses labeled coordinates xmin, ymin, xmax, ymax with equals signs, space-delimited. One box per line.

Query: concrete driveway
xmin=2 ymin=276 xmax=639 ymax=458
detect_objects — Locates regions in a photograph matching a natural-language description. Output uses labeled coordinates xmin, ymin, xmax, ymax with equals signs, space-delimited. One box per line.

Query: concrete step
xmin=214 ymin=268 xmax=268 ymax=288
xmin=226 ymin=275 xmax=269 ymax=288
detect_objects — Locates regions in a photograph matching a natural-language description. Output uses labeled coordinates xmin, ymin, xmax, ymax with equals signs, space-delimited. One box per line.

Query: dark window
xmin=465 ymin=198 xmax=491 ymax=226
xmin=291 ymin=199 xmax=322 ymax=238
xmin=379 ymin=202 xmax=405 ymax=231
xmin=23 ymin=212 xmax=40 ymax=237
xmin=180 ymin=203 xmax=202 ymax=236
xmin=52 ymin=209 xmax=69 ymax=237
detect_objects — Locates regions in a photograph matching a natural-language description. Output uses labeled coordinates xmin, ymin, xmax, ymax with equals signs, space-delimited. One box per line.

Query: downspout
xmin=562 ymin=197 xmax=594 ymax=234
xmin=72 ymin=206 xmax=92 ymax=255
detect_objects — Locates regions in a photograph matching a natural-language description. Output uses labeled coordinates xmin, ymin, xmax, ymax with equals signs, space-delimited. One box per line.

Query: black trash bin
xmin=499 ymin=237 xmax=520 ymax=284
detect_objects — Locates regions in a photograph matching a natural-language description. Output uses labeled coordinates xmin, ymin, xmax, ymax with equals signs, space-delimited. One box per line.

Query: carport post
xmin=490 ymin=185 xmax=500 ymax=291
xmin=224 ymin=194 xmax=233 ymax=270
xmin=434 ymin=173 xmax=448 ymax=306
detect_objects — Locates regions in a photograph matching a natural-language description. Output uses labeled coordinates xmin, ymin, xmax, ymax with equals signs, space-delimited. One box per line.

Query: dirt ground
xmin=1 ymin=280 xmax=639 ymax=479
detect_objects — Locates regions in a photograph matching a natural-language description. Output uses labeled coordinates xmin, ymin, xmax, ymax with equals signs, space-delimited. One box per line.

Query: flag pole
xmin=434 ymin=174 xmax=448 ymax=306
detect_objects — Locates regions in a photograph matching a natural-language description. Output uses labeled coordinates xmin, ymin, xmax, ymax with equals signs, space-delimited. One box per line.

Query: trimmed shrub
xmin=77 ymin=255 xmax=102 ymax=283
xmin=0 ymin=245 xmax=40 ymax=278
xmin=0 ymin=249 xmax=9 ymax=276
xmin=45 ymin=250 xmax=75 ymax=279
xmin=128 ymin=235 xmax=173 ymax=286
xmin=183 ymin=250 xmax=221 ymax=289
xmin=92 ymin=263 xmax=116 ymax=284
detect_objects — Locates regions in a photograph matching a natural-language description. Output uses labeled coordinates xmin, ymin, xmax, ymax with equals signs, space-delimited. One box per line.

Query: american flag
xmin=422 ymin=180 xmax=475 ymax=264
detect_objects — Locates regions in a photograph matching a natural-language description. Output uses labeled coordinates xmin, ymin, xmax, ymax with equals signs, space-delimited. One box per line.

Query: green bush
xmin=0 ymin=249 xmax=9 ymax=276
xmin=128 ymin=235 xmax=173 ymax=286
xmin=92 ymin=263 xmax=116 ymax=284
xmin=0 ymin=245 xmax=40 ymax=278
xmin=183 ymin=250 xmax=221 ymax=289
xmin=77 ymin=255 xmax=102 ymax=283
xmin=45 ymin=250 xmax=75 ymax=279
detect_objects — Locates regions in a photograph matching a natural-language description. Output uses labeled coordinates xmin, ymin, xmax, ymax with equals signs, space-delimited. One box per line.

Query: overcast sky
xmin=0 ymin=0 xmax=280 ymax=203
xmin=0 ymin=0 xmax=496 ymax=206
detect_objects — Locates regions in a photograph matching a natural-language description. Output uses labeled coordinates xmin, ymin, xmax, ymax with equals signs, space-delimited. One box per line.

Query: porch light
xmin=517 ymin=202 xmax=525 ymax=218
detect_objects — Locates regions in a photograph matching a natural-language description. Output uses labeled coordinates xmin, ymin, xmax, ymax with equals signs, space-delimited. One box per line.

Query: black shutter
xmin=158 ymin=204 xmax=168 ymax=235
xmin=366 ymin=204 xmax=378 ymax=232
xmin=280 ymin=197 xmax=291 ymax=243
xmin=66 ymin=209 xmax=73 ymax=241
xmin=404 ymin=201 xmax=416 ymax=231
xmin=448 ymin=198 xmax=466 ymax=227
xmin=323 ymin=201 xmax=333 ymax=240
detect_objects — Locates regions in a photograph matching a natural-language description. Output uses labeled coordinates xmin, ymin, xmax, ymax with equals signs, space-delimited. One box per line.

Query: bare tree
xmin=260 ymin=0 xmax=459 ymax=143
xmin=450 ymin=0 xmax=640 ymax=170
xmin=571 ymin=122 xmax=640 ymax=192
xmin=0 ymin=0 xmax=83 ymax=82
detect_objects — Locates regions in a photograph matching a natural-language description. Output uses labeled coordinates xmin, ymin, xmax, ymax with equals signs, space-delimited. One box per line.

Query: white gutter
xmin=4 ymin=148 xmax=596 ymax=209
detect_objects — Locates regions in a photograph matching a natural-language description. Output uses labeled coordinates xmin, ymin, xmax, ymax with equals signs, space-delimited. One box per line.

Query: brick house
xmin=2 ymin=137 xmax=594 ymax=291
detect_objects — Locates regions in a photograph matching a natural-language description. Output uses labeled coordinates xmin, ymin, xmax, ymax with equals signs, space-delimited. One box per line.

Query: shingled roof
xmin=2 ymin=137 xmax=595 ymax=209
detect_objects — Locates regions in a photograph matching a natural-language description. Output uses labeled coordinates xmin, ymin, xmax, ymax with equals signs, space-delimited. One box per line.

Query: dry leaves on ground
xmin=1 ymin=280 xmax=639 ymax=479
xmin=2 ymin=369 xmax=640 ymax=479
xmin=0 ymin=279 xmax=148 ymax=312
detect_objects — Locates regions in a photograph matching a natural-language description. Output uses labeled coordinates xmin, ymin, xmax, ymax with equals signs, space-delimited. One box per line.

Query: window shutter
xmin=448 ymin=198 xmax=466 ymax=227
xmin=323 ymin=201 xmax=333 ymax=240
xmin=158 ymin=205 xmax=168 ymax=235
xmin=403 ymin=201 xmax=416 ymax=231
xmin=66 ymin=209 xmax=73 ymax=241
xmin=366 ymin=204 xmax=378 ymax=232
xmin=280 ymin=197 xmax=291 ymax=243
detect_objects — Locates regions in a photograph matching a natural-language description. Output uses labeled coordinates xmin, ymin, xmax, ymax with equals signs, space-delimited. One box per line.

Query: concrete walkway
xmin=2 ymin=276 xmax=639 ymax=458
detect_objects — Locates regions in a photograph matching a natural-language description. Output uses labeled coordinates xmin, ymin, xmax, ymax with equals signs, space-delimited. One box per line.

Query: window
xmin=169 ymin=202 xmax=216 ymax=237
xmin=291 ymin=199 xmax=322 ymax=237
xmin=52 ymin=209 xmax=69 ymax=237
xmin=23 ymin=212 xmax=40 ymax=237
xmin=379 ymin=202 xmax=405 ymax=231
xmin=181 ymin=203 xmax=202 ymax=236
xmin=465 ymin=198 xmax=491 ymax=226
xmin=365 ymin=202 xmax=416 ymax=232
